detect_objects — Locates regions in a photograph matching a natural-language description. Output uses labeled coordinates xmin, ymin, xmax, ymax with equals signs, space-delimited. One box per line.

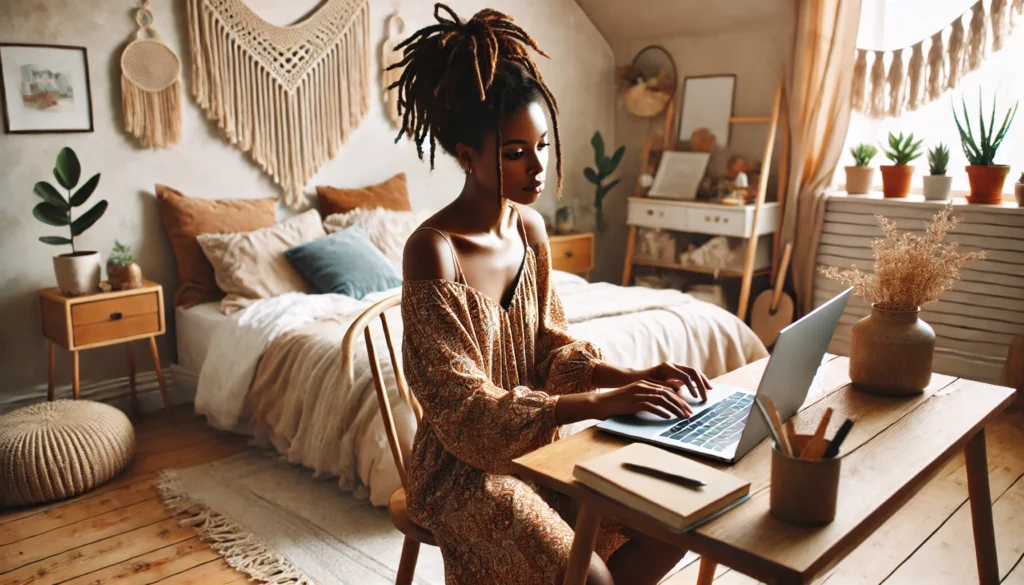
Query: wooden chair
xmin=342 ymin=294 xmax=436 ymax=585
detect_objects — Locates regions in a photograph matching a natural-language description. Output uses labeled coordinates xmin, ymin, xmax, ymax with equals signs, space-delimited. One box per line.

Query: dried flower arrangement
xmin=819 ymin=202 xmax=986 ymax=311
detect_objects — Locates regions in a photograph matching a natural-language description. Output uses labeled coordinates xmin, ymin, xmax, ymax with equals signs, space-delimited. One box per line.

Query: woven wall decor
xmin=121 ymin=0 xmax=183 ymax=148
xmin=187 ymin=0 xmax=371 ymax=209
xmin=381 ymin=11 xmax=405 ymax=129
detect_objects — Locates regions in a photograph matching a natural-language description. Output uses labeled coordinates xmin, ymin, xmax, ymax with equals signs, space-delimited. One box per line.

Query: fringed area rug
xmin=157 ymin=450 xmax=444 ymax=585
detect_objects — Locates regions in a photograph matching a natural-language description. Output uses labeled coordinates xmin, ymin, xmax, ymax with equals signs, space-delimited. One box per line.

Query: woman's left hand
xmin=634 ymin=363 xmax=713 ymax=402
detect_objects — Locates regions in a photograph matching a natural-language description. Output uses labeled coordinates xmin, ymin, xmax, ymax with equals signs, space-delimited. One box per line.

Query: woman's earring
xmin=461 ymin=158 xmax=473 ymax=174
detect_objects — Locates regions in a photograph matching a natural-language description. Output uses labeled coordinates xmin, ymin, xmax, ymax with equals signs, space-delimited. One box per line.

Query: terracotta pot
xmin=844 ymin=166 xmax=875 ymax=195
xmin=53 ymin=251 xmax=101 ymax=296
xmin=107 ymin=262 xmax=144 ymax=290
xmin=922 ymin=175 xmax=952 ymax=201
xmin=850 ymin=305 xmax=935 ymax=396
xmin=879 ymin=165 xmax=915 ymax=198
xmin=1015 ymin=181 xmax=1024 ymax=206
xmin=965 ymin=165 xmax=1010 ymax=204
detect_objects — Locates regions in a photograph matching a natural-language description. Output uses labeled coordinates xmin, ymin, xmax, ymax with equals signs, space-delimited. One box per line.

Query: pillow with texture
xmin=285 ymin=226 xmax=402 ymax=299
xmin=323 ymin=207 xmax=432 ymax=269
xmin=197 ymin=209 xmax=326 ymax=314
xmin=316 ymin=172 xmax=411 ymax=217
xmin=155 ymin=184 xmax=277 ymax=308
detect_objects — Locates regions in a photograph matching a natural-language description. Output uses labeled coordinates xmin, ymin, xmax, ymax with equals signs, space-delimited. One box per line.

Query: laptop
xmin=596 ymin=287 xmax=852 ymax=464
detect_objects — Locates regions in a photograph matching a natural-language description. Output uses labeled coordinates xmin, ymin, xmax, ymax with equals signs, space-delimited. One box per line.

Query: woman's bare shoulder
xmin=514 ymin=204 xmax=549 ymax=246
xmin=403 ymin=220 xmax=459 ymax=283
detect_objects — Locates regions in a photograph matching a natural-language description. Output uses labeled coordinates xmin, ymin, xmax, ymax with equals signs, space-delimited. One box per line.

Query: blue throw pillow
xmin=285 ymin=226 xmax=402 ymax=299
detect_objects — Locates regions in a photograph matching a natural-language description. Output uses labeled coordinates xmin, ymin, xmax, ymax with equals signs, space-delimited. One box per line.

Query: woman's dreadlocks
xmin=387 ymin=3 xmax=562 ymax=202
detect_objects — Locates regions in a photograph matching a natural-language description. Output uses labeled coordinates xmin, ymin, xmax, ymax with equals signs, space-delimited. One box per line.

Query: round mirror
xmin=619 ymin=45 xmax=676 ymax=118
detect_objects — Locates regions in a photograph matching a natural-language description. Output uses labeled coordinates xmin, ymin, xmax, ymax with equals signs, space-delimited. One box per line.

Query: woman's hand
xmin=594 ymin=380 xmax=693 ymax=420
xmin=634 ymin=362 xmax=713 ymax=402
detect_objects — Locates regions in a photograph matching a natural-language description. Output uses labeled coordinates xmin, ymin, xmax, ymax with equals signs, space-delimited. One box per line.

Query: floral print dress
xmin=401 ymin=213 xmax=627 ymax=585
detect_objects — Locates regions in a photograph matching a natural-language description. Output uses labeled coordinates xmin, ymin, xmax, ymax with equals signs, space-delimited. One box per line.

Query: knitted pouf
xmin=0 ymin=400 xmax=135 ymax=507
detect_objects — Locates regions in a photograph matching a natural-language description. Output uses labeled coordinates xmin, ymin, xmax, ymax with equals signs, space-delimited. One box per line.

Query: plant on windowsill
xmin=879 ymin=132 xmax=923 ymax=198
xmin=844 ymin=143 xmax=878 ymax=195
xmin=584 ymin=130 xmax=625 ymax=234
xmin=922 ymin=143 xmax=952 ymax=201
xmin=819 ymin=203 xmax=986 ymax=396
xmin=953 ymin=91 xmax=1018 ymax=204
xmin=33 ymin=147 xmax=108 ymax=296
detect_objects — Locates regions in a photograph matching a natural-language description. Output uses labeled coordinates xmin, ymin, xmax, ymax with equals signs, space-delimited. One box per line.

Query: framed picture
xmin=677 ymin=74 xmax=736 ymax=148
xmin=0 ymin=43 xmax=94 ymax=134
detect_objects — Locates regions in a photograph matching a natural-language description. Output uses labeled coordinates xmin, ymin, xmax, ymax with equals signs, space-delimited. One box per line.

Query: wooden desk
xmin=511 ymin=355 xmax=1017 ymax=585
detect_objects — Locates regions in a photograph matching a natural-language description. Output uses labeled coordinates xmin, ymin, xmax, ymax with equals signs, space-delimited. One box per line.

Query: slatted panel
xmin=814 ymin=195 xmax=1024 ymax=385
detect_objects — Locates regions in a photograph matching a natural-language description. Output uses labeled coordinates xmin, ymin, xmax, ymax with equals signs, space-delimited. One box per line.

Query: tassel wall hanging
xmin=121 ymin=0 xmax=182 ymax=148
xmin=187 ymin=0 xmax=371 ymax=209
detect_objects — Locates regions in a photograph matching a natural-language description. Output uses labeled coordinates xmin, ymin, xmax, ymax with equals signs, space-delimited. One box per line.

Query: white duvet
xmin=194 ymin=273 xmax=767 ymax=506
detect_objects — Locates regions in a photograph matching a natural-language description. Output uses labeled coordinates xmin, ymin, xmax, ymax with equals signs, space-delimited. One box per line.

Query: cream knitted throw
xmin=187 ymin=0 xmax=371 ymax=209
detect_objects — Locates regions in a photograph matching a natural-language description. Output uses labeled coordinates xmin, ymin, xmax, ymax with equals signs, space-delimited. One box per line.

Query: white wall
xmin=0 ymin=0 xmax=614 ymax=404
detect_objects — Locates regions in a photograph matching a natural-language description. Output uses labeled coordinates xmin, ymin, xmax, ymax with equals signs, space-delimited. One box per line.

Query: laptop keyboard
xmin=658 ymin=391 xmax=753 ymax=452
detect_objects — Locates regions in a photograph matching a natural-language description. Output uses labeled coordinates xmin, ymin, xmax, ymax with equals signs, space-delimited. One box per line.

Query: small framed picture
xmin=0 ymin=43 xmax=94 ymax=134
xmin=678 ymin=74 xmax=736 ymax=148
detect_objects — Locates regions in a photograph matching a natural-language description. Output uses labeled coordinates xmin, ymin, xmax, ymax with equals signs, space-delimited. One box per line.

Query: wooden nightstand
xmin=38 ymin=280 xmax=170 ymax=410
xmin=548 ymin=232 xmax=594 ymax=280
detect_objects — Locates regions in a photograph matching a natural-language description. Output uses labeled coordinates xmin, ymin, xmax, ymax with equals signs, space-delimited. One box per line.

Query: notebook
xmin=573 ymin=442 xmax=751 ymax=532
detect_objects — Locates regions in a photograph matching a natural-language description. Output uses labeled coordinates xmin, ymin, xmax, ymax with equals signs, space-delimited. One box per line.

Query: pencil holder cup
xmin=770 ymin=434 xmax=841 ymax=526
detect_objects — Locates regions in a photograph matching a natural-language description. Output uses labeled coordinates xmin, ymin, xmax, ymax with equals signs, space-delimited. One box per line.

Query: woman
xmin=394 ymin=5 xmax=713 ymax=584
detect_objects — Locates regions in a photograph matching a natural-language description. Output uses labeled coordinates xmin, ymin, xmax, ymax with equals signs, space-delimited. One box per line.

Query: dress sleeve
xmin=401 ymin=280 xmax=560 ymax=470
xmin=533 ymin=243 xmax=605 ymax=395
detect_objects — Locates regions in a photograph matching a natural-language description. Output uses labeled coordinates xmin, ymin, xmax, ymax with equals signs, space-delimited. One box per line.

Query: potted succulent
xmin=922 ymin=143 xmax=952 ymax=200
xmin=584 ymin=130 xmax=625 ymax=234
xmin=1015 ymin=171 xmax=1024 ymax=206
xmin=107 ymin=240 xmax=144 ymax=290
xmin=953 ymin=92 xmax=1018 ymax=204
xmin=33 ymin=147 xmax=107 ymax=296
xmin=845 ymin=144 xmax=878 ymax=195
xmin=879 ymin=131 xmax=923 ymax=198
xmin=820 ymin=203 xmax=986 ymax=396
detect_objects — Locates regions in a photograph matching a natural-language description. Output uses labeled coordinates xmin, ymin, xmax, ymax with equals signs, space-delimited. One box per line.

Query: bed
xmin=177 ymin=271 xmax=768 ymax=507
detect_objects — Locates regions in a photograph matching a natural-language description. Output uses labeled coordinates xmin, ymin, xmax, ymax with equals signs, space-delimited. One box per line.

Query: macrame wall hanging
xmin=121 ymin=0 xmax=183 ymax=148
xmin=381 ymin=11 xmax=405 ymax=129
xmin=852 ymin=0 xmax=1024 ymax=119
xmin=187 ymin=0 xmax=371 ymax=208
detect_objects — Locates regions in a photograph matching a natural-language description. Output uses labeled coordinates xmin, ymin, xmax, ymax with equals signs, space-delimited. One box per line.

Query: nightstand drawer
xmin=549 ymin=235 xmax=593 ymax=275
xmin=73 ymin=314 xmax=161 ymax=347
xmin=72 ymin=293 xmax=159 ymax=325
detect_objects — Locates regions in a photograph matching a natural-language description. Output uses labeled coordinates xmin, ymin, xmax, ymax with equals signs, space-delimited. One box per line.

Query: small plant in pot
xmin=879 ymin=132 xmax=923 ymax=198
xmin=953 ymin=91 xmax=1018 ymax=204
xmin=922 ymin=143 xmax=952 ymax=200
xmin=107 ymin=240 xmax=144 ymax=290
xmin=33 ymin=147 xmax=107 ymax=296
xmin=845 ymin=144 xmax=878 ymax=195
xmin=819 ymin=203 xmax=986 ymax=396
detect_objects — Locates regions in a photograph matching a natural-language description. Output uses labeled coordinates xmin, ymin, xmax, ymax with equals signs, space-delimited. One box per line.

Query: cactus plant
xmin=850 ymin=144 xmax=878 ymax=166
xmin=583 ymin=131 xmax=624 ymax=234
xmin=927 ymin=143 xmax=950 ymax=175
xmin=881 ymin=132 xmax=924 ymax=166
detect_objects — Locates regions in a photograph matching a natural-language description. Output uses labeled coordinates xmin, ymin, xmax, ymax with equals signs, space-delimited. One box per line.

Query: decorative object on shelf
xmin=648 ymin=150 xmax=711 ymax=201
xmin=879 ymin=131 xmax=923 ymax=198
xmin=0 ymin=43 xmax=93 ymax=133
xmin=33 ymin=147 xmax=107 ymax=296
xmin=107 ymin=240 xmax=144 ymax=290
xmin=687 ymin=284 xmax=727 ymax=309
xmin=922 ymin=143 xmax=952 ymax=200
xmin=851 ymin=0 xmax=1024 ymax=119
xmin=819 ymin=203 xmax=987 ymax=396
xmin=584 ymin=130 xmax=625 ymax=234
xmin=618 ymin=45 xmax=676 ymax=118
xmin=1015 ymin=172 xmax=1024 ymax=206
xmin=845 ymin=144 xmax=877 ymax=194
xmin=680 ymin=236 xmax=732 ymax=278
xmin=689 ymin=128 xmax=716 ymax=152
xmin=953 ymin=91 xmax=1018 ymax=203
xmin=554 ymin=205 xmax=574 ymax=235
xmin=636 ymin=228 xmax=677 ymax=263
xmin=381 ymin=10 xmax=405 ymax=129
xmin=679 ymin=74 xmax=735 ymax=148
xmin=186 ymin=0 xmax=371 ymax=209
xmin=120 ymin=0 xmax=182 ymax=148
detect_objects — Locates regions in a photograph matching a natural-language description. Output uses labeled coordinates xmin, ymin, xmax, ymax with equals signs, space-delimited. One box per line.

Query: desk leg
xmin=48 ymin=342 xmax=55 ymax=401
xmin=71 ymin=350 xmax=80 ymax=400
xmin=966 ymin=429 xmax=999 ymax=585
xmin=563 ymin=503 xmax=602 ymax=585
xmin=148 ymin=337 xmax=171 ymax=411
xmin=696 ymin=558 xmax=718 ymax=585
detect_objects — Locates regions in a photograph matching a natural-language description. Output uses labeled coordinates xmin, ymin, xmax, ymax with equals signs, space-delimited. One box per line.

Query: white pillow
xmin=323 ymin=208 xmax=432 ymax=271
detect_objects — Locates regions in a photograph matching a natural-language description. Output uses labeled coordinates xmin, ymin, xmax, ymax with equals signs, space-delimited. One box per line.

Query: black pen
xmin=823 ymin=419 xmax=854 ymax=459
xmin=621 ymin=462 xmax=706 ymax=489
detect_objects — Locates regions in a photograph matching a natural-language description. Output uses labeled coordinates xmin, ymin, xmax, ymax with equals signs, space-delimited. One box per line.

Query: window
xmin=842 ymin=0 xmax=1023 ymax=194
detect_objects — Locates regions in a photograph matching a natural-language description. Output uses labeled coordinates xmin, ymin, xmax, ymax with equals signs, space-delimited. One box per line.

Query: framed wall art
xmin=0 ymin=43 xmax=94 ymax=134
xmin=677 ymin=74 xmax=735 ymax=148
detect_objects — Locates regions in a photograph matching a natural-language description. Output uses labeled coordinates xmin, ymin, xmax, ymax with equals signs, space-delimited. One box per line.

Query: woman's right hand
xmin=593 ymin=380 xmax=693 ymax=420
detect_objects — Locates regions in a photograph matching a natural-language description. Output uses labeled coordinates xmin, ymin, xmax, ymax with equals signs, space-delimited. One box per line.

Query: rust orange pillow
xmin=316 ymin=172 xmax=411 ymax=217
xmin=155 ymin=184 xmax=277 ymax=308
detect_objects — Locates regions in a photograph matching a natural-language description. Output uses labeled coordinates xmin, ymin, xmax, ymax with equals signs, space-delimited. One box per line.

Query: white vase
xmin=922 ymin=175 xmax=953 ymax=200
xmin=53 ymin=251 xmax=101 ymax=296
xmin=844 ymin=166 xmax=875 ymax=195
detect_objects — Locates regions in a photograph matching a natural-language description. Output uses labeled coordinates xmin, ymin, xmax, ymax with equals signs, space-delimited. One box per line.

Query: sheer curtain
xmin=842 ymin=0 xmax=1023 ymax=193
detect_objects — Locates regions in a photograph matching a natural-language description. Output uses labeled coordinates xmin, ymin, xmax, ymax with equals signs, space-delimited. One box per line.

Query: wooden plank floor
xmin=1 ymin=404 xmax=1021 ymax=585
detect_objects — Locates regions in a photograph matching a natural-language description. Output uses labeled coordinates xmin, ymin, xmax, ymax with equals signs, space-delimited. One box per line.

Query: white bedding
xmin=192 ymin=273 xmax=768 ymax=506
xmin=175 ymin=302 xmax=231 ymax=374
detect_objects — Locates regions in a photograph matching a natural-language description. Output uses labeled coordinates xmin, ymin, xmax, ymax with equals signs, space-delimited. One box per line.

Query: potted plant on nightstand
xmin=33 ymin=147 xmax=108 ymax=296
xmin=953 ymin=92 xmax=1018 ymax=204
xmin=107 ymin=240 xmax=144 ymax=290
xmin=922 ymin=143 xmax=952 ymax=200
xmin=879 ymin=132 xmax=923 ymax=198
xmin=845 ymin=144 xmax=877 ymax=194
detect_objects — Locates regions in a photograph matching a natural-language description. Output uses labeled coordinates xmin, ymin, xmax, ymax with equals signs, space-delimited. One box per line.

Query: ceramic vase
xmin=1014 ymin=180 xmax=1024 ymax=206
xmin=844 ymin=166 xmax=875 ymax=195
xmin=850 ymin=305 xmax=935 ymax=396
xmin=879 ymin=165 xmax=915 ymax=198
xmin=965 ymin=165 xmax=1010 ymax=204
xmin=922 ymin=175 xmax=953 ymax=201
xmin=53 ymin=251 xmax=101 ymax=296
